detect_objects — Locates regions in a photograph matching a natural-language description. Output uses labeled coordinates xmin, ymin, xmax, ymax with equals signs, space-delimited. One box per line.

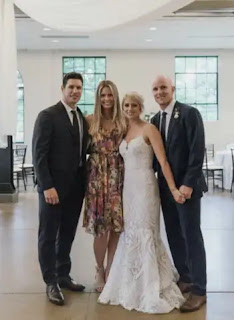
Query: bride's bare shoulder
xmin=143 ymin=123 xmax=159 ymax=135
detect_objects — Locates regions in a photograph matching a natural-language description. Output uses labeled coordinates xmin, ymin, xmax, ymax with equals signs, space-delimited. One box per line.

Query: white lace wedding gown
xmin=98 ymin=136 xmax=184 ymax=313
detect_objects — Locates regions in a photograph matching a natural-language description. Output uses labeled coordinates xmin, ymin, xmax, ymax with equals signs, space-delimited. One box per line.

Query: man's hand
xmin=44 ymin=188 xmax=59 ymax=205
xmin=179 ymin=185 xmax=193 ymax=199
xmin=172 ymin=189 xmax=186 ymax=204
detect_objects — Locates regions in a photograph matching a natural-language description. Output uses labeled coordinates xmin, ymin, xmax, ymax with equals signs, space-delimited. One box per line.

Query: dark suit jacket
xmin=32 ymin=101 xmax=89 ymax=198
xmin=151 ymin=101 xmax=207 ymax=199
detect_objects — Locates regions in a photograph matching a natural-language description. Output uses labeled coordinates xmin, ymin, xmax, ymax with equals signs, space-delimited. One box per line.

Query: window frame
xmin=62 ymin=56 xmax=106 ymax=115
xmin=175 ymin=55 xmax=219 ymax=121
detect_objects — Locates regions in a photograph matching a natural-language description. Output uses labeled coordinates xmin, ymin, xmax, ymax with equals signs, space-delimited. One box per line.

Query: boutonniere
xmin=174 ymin=108 xmax=180 ymax=119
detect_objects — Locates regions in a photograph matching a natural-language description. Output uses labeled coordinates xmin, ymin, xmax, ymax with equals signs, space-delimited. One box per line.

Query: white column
xmin=0 ymin=0 xmax=17 ymax=147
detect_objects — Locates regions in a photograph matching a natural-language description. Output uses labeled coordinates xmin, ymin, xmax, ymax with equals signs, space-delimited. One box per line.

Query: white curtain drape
xmin=0 ymin=0 xmax=17 ymax=147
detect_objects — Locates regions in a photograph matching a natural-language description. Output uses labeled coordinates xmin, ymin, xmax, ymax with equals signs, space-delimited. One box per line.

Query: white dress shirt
xmin=61 ymin=100 xmax=83 ymax=164
xmin=160 ymin=99 xmax=176 ymax=140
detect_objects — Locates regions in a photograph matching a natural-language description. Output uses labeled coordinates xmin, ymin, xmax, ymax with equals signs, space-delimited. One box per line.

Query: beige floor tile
xmin=0 ymin=292 xmax=89 ymax=320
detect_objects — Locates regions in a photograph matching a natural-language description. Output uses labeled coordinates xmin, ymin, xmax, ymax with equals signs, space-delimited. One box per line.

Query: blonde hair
xmin=122 ymin=92 xmax=144 ymax=111
xmin=89 ymin=80 xmax=126 ymax=135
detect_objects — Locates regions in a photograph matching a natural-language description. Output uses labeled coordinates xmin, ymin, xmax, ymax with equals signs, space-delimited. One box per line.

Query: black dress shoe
xmin=46 ymin=283 xmax=64 ymax=306
xmin=58 ymin=276 xmax=85 ymax=292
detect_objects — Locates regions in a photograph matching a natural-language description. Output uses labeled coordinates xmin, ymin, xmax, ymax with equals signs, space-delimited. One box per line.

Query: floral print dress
xmin=83 ymin=127 xmax=124 ymax=237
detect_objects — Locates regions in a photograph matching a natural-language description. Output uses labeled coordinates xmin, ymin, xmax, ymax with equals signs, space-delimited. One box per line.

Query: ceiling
xmin=15 ymin=0 xmax=234 ymax=50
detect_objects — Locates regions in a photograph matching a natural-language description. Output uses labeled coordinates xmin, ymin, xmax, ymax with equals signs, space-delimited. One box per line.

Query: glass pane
xmin=95 ymin=58 xmax=106 ymax=73
xmin=85 ymin=58 xmax=95 ymax=73
xmin=185 ymin=74 xmax=196 ymax=89
xmin=63 ymin=58 xmax=74 ymax=73
xmin=85 ymin=89 xmax=95 ymax=104
xmin=74 ymin=58 xmax=84 ymax=73
xmin=16 ymin=132 xmax=24 ymax=143
xmin=84 ymin=74 xmax=95 ymax=89
xmin=186 ymin=58 xmax=196 ymax=73
xmin=17 ymin=111 xmax=24 ymax=121
xmin=17 ymin=72 xmax=24 ymax=87
xmin=207 ymin=57 xmax=218 ymax=72
xmin=196 ymin=87 xmax=207 ymax=103
xmin=18 ymin=99 xmax=24 ymax=110
xmin=176 ymin=88 xmax=186 ymax=102
xmin=85 ymin=104 xmax=95 ymax=115
xmin=196 ymin=74 xmax=207 ymax=89
xmin=79 ymin=104 xmax=85 ymax=114
xmin=79 ymin=92 xmax=85 ymax=104
xmin=95 ymin=74 xmax=105 ymax=88
xmin=207 ymin=104 xmax=217 ymax=120
xmin=17 ymin=120 xmax=24 ymax=132
xmin=186 ymin=89 xmax=196 ymax=104
xmin=196 ymin=104 xmax=207 ymax=120
xmin=207 ymin=88 xmax=217 ymax=103
xmin=18 ymin=88 xmax=24 ymax=100
xmin=175 ymin=57 xmax=185 ymax=73
xmin=207 ymin=74 xmax=217 ymax=89
xmin=176 ymin=74 xmax=186 ymax=89
xmin=196 ymin=57 xmax=207 ymax=73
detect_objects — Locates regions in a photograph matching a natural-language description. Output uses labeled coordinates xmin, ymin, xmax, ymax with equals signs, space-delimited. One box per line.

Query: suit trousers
xmin=38 ymin=170 xmax=85 ymax=284
xmin=160 ymin=188 xmax=207 ymax=295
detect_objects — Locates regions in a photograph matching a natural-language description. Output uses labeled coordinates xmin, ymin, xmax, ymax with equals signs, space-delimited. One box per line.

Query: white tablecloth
xmin=215 ymin=150 xmax=233 ymax=190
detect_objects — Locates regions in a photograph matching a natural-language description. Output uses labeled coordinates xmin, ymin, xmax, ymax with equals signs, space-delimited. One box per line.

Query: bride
xmin=98 ymin=92 xmax=185 ymax=313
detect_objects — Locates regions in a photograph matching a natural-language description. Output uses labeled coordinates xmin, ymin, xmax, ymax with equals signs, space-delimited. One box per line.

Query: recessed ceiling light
xmin=43 ymin=27 xmax=51 ymax=31
xmin=149 ymin=27 xmax=157 ymax=31
xmin=52 ymin=39 xmax=59 ymax=43
xmin=145 ymin=39 xmax=152 ymax=42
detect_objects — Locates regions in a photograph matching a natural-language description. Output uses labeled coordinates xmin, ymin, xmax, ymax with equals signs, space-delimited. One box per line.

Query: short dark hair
xmin=63 ymin=72 xmax=83 ymax=87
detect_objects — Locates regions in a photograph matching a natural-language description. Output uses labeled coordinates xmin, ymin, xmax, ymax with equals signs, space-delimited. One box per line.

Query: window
xmin=175 ymin=56 xmax=218 ymax=121
xmin=63 ymin=57 xmax=106 ymax=115
xmin=16 ymin=71 xmax=24 ymax=142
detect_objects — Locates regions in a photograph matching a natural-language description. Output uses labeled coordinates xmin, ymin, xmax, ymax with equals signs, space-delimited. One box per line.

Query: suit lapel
xmin=166 ymin=101 xmax=180 ymax=149
xmin=153 ymin=112 xmax=160 ymax=130
xmin=156 ymin=112 xmax=160 ymax=130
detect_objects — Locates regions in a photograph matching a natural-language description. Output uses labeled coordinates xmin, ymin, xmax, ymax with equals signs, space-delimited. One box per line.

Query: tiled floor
xmin=0 ymin=188 xmax=234 ymax=319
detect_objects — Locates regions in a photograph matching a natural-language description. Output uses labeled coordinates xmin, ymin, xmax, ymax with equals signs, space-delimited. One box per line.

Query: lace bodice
xmin=119 ymin=136 xmax=154 ymax=170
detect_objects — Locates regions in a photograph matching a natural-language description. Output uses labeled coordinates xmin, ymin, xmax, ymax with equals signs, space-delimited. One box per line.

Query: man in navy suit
xmin=151 ymin=75 xmax=207 ymax=312
xmin=32 ymin=72 xmax=89 ymax=305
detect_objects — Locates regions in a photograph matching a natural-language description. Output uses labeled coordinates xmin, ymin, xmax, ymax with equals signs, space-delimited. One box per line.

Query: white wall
xmin=17 ymin=49 xmax=234 ymax=161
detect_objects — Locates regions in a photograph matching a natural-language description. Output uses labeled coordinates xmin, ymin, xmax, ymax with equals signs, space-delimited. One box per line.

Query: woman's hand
xmin=172 ymin=189 xmax=186 ymax=204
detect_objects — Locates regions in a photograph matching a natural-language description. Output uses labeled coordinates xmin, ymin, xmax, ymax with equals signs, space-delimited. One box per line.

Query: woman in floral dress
xmin=83 ymin=80 xmax=126 ymax=292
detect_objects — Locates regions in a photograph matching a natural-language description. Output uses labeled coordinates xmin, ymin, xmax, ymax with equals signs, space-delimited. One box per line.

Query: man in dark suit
xmin=151 ymin=75 xmax=207 ymax=312
xmin=32 ymin=72 xmax=89 ymax=306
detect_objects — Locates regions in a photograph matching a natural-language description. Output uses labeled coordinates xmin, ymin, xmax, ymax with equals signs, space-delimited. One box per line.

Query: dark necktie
xmin=160 ymin=111 xmax=167 ymax=145
xmin=71 ymin=110 xmax=79 ymax=134
xmin=71 ymin=110 xmax=81 ymax=159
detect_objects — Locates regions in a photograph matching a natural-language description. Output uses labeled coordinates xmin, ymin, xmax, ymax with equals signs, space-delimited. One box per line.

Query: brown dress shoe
xmin=180 ymin=293 xmax=207 ymax=312
xmin=177 ymin=281 xmax=193 ymax=294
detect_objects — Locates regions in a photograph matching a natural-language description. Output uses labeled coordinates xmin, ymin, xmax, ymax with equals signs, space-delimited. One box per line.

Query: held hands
xmin=44 ymin=187 xmax=59 ymax=205
xmin=172 ymin=189 xmax=186 ymax=204
xmin=179 ymin=185 xmax=193 ymax=200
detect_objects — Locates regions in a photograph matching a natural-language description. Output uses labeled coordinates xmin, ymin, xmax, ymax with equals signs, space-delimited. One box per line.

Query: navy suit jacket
xmin=151 ymin=101 xmax=208 ymax=199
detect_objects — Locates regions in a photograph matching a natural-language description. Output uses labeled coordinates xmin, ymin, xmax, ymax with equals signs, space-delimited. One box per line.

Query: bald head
xmin=153 ymin=75 xmax=174 ymax=87
xmin=152 ymin=75 xmax=175 ymax=110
